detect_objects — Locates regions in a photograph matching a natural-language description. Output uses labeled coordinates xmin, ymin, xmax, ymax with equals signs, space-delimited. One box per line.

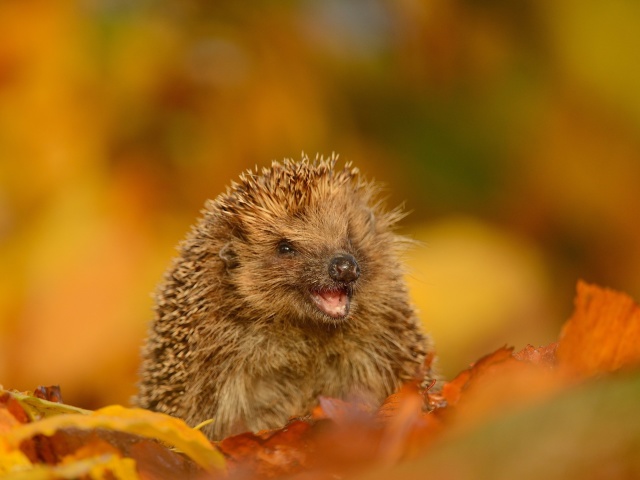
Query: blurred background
xmin=1 ymin=0 xmax=639 ymax=410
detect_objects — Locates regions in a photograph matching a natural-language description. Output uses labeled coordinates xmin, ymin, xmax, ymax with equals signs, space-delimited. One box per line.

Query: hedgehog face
xmin=225 ymin=200 xmax=374 ymax=325
xmin=271 ymin=237 xmax=361 ymax=321
xmin=211 ymin=158 xmax=404 ymax=326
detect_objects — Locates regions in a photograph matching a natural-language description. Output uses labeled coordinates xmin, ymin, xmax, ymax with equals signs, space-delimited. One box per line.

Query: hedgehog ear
xmin=219 ymin=242 xmax=239 ymax=269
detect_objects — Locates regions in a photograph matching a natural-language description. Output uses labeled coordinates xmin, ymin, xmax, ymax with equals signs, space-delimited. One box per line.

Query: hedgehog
xmin=136 ymin=154 xmax=436 ymax=440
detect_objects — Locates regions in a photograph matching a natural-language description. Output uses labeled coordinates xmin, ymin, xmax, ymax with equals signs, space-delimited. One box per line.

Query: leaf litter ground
xmin=2 ymin=281 xmax=640 ymax=479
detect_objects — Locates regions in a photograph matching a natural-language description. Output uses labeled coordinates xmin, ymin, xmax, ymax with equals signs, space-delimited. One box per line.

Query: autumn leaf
xmin=4 ymin=405 xmax=224 ymax=472
xmin=557 ymin=280 xmax=640 ymax=376
xmin=440 ymin=346 xmax=515 ymax=407
xmin=218 ymin=421 xmax=314 ymax=478
xmin=6 ymin=390 xmax=90 ymax=421
xmin=512 ymin=342 xmax=558 ymax=365
xmin=377 ymin=382 xmax=441 ymax=464
xmin=358 ymin=371 xmax=640 ymax=480
xmin=3 ymin=281 xmax=640 ymax=479
xmin=3 ymin=454 xmax=138 ymax=480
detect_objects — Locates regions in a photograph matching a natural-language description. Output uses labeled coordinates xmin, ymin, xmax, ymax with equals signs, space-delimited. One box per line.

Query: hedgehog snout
xmin=328 ymin=253 xmax=360 ymax=284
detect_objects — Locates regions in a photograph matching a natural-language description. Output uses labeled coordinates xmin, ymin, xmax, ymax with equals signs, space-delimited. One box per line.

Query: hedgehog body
xmin=137 ymin=155 xmax=434 ymax=439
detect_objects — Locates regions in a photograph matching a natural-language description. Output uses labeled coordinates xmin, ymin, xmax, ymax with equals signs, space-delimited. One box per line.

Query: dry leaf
xmin=3 ymin=454 xmax=138 ymax=480
xmin=218 ymin=420 xmax=314 ymax=478
xmin=557 ymin=280 xmax=640 ymax=376
xmin=377 ymin=383 xmax=440 ymax=464
xmin=4 ymin=282 xmax=640 ymax=479
xmin=512 ymin=343 xmax=558 ymax=365
xmin=441 ymin=346 xmax=514 ymax=406
xmin=4 ymin=405 xmax=224 ymax=473
xmin=7 ymin=389 xmax=90 ymax=421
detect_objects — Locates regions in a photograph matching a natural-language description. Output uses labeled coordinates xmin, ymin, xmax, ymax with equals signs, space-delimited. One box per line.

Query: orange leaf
xmin=557 ymin=281 xmax=640 ymax=377
xmin=0 ymin=408 xmax=21 ymax=435
xmin=0 ymin=393 xmax=30 ymax=424
xmin=377 ymin=383 xmax=441 ymax=464
xmin=219 ymin=420 xmax=313 ymax=478
xmin=441 ymin=346 xmax=514 ymax=406
xmin=513 ymin=343 xmax=558 ymax=365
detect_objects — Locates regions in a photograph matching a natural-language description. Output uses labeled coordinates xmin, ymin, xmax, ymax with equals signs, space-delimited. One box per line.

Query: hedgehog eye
xmin=276 ymin=240 xmax=296 ymax=255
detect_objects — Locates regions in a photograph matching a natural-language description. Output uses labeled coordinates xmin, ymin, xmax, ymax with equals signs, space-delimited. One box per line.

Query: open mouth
xmin=310 ymin=287 xmax=351 ymax=319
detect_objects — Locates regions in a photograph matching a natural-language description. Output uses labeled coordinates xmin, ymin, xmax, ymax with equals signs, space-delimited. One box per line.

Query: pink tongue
xmin=312 ymin=289 xmax=349 ymax=318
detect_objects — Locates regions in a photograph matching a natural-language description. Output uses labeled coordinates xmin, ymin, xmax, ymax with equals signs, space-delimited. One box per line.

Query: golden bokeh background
xmin=1 ymin=0 xmax=639 ymax=409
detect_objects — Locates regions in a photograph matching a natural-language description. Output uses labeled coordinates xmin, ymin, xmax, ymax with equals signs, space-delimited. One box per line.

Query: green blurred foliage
xmin=0 ymin=0 xmax=639 ymax=407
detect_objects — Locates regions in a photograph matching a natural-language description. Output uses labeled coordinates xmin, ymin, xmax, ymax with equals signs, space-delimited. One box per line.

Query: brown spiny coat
xmin=136 ymin=155 xmax=434 ymax=439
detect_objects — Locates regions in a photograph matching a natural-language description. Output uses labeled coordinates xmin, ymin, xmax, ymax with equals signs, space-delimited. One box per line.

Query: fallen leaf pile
xmin=2 ymin=281 xmax=640 ymax=479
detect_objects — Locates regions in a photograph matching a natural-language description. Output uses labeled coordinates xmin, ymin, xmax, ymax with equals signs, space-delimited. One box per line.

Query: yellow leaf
xmin=1 ymin=454 xmax=138 ymax=480
xmin=5 ymin=405 xmax=225 ymax=472
xmin=0 ymin=444 xmax=33 ymax=476
xmin=6 ymin=389 xmax=91 ymax=421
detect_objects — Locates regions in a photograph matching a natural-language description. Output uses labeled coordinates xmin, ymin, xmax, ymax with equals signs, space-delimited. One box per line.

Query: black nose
xmin=328 ymin=254 xmax=360 ymax=284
